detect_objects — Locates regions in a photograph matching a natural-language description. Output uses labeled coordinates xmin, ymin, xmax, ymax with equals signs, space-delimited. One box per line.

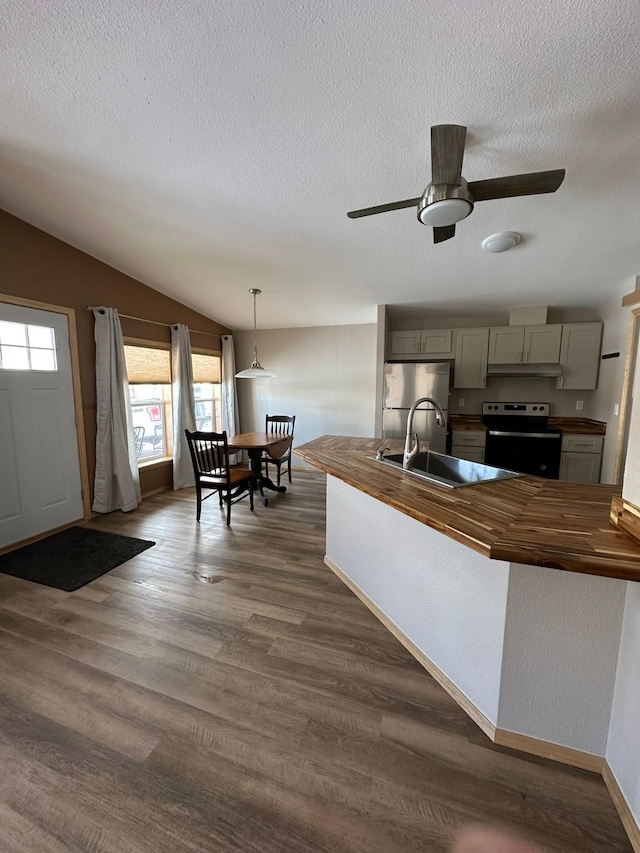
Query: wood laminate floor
xmin=0 ymin=470 xmax=631 ymax=853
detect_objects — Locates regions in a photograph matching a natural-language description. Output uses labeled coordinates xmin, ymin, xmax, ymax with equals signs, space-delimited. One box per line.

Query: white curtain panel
xmin=171 ymin=323 xmax=196 ymax=489
xmin=92 ymin=307 xmax=141 ymax=513
xmin=221 ymin=334 xmax=240 ymax=463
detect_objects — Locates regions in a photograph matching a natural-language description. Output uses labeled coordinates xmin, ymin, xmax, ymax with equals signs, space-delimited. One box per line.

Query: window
xmin=124 ymin=342 xmax=222 ymax=463
xmin=192 ymin=351 xmax=222 ymax=432
xmin=124 ymin=344 xmax=172 ymax=462
xmin=0 ymin=321 xmax=57 ymax=371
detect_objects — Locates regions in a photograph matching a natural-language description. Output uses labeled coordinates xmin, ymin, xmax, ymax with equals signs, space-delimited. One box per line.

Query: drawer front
xmin=451 ymin=445 xmax=485 ymax=463
xmin=561 ymin=434 xmax=604 ymax=454
xmin=451 ymin=429 xmax=486 ymax=447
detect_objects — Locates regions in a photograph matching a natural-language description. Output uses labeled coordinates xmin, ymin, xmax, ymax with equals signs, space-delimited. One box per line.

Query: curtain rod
xmin=86 ymin=306 xmax=222 ymax=338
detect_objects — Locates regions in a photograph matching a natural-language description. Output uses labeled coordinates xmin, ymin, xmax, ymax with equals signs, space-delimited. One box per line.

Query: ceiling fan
xmin=347 ymin=125 xmax=565 ymax=243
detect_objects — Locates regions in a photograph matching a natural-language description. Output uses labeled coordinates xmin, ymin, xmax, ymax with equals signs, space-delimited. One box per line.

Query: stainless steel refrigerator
xmin=382 ymin=362 xmax=451 ymax=453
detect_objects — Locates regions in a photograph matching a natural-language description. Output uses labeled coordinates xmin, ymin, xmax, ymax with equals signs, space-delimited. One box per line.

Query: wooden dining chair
xmin=264 ymin=415 xmax=296 ymax=486
xmin=185 ymin=429 xmax=254 ymax=526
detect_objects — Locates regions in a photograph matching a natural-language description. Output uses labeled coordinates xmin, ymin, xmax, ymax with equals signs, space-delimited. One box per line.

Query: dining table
xmin=227 ymin=431 xmax=293 ymax=506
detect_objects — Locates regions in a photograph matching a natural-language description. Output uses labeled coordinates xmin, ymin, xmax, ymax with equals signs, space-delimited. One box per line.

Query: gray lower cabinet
xmin=558 ymin=434 xmax=603 ymax=484
xmin=451 ymin=429 xmax=485 ymax=463
xmin=453 ymin=445 xmax=485 ymax=463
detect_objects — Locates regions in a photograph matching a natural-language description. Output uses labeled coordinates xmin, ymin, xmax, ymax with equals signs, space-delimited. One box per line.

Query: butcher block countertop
xmin=449 ymin=414 xmax=486 ymax=430
xmin=449 ymin=414 xmax=607 ymax=435
xmin=294 ymin=435 xmax=640 ymax=582
xmin=548 ymin=416 xmax=607 ymax=435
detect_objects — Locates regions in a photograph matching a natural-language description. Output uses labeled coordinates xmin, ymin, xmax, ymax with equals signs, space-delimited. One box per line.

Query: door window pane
xmin=29 ymin=348 xmax=58 ymax=371
xmin=27 ymin=324 xmax=55 ymax=349
xmin=0 ymin=321 xmax=27 ymax=346
xmin=1 ymin=344 xmax=30 ymax=370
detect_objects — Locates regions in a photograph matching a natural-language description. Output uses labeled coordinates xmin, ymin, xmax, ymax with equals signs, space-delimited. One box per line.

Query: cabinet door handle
xmin=559 ymin=377 xmax=564 ymax=388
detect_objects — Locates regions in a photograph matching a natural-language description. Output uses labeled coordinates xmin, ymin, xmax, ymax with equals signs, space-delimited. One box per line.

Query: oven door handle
xmin=487 ymin=430 xmax=561 ymax=439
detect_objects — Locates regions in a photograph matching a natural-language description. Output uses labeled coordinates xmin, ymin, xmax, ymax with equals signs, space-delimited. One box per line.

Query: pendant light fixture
xmin=235 ymin=288 xmax=275 ymax=379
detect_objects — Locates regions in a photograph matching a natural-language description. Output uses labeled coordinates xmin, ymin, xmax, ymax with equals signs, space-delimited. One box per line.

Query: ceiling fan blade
xmin=431 ymin=124 xmax=466 ymax=186
xmin=468 ymin=169 xmax=565 ymax=202
xmin=347 ymin=197 xmax=421 ymax=218
xmin=433 ymin=224 xmax=456 ymax=243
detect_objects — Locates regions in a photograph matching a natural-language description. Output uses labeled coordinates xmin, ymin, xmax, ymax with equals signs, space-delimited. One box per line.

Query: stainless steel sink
xmin=372 ymin=450 xmax=522 ymax=489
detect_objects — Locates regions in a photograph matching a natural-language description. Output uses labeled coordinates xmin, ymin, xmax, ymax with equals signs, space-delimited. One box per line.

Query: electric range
xmin=482 ymin=402 xmax=562 ymax=479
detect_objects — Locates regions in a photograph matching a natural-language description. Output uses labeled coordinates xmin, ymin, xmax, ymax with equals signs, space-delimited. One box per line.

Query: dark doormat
xmin=0 ymin=527 xmax=155 ymax=592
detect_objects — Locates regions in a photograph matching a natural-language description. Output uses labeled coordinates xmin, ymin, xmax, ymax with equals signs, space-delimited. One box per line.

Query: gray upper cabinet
xmin=488 ymin=324 xmax=562 ymax=364
xmin=390 ymin=328 xmax=455 ymax=358
xmin=557 ymin=323 xmax=603 ymax=390
xmin=390 ymin=321 xmax=601 ymax=391
xmin=389 ymin=330 xmax=422 ymax=355
xmin=488 ymin=327 xmax=525 ymax=363
xmin=454 ymin=328 xmax=489 ymax=388
xmin=523 ymin=325 xmax=562 ymax=363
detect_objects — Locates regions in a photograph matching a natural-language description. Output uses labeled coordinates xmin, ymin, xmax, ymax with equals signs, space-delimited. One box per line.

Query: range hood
xmin=486 ymin=363 xmax=563 ymax=378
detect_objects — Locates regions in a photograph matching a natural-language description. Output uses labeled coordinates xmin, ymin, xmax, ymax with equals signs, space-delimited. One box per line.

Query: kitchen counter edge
xmin=449 ymin=414 xmax=607 ymax=435
xmin=295 ymin=435 xmax=640 ymax=583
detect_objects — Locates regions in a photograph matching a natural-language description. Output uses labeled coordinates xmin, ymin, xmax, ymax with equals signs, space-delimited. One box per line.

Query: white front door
xmin=0 ymin=302 xmax=84 ymax=548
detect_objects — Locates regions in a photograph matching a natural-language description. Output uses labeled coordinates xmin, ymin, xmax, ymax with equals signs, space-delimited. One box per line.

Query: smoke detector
xmin=481 ymin=232 xmax=521 ymax=253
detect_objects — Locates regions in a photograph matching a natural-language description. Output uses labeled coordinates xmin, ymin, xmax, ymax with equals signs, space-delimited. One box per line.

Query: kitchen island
xmin=294 ymin=435 xmax=639 ymax=774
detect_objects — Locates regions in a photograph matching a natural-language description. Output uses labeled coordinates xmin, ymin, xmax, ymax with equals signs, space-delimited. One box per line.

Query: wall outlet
xmin=576 ymin=400 xmax=584 ymax=411
xmin=614 ymin=403 xmax=620 ymax=416
xmin=458 ymin=398 xmax=465 ymax=407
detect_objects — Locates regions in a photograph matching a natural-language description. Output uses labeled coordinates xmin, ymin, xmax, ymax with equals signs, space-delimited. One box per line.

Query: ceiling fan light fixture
xmin=235 ymin=288 xmax=276 ymax=379
xmin=418 ymin=197 xmax=473 ymax=227
xmin=481 ymin=231 xmax=521 ymax=253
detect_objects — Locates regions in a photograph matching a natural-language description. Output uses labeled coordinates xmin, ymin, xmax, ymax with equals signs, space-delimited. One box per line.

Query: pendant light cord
xmin=235 ymin=287 xmax=275 ymax=378
xmin=252 ymin=289 xmax=258 ymax=364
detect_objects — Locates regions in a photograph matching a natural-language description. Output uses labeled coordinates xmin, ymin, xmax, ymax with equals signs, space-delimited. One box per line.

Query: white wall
xmin=234 ymin=324 xmax=377 ymax=463
xmin=606 ymin=303 xmax=640 ymax=832
xmin=449 ymin=376 xmax=594 ymax=418
xmin=607 ymin=583 xmax=640 ymax=822
xmin=591 ymin=283 xmax=632 ymax=483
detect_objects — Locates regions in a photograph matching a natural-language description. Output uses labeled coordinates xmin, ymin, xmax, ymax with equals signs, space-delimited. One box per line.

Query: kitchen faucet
xmin=403 ymin=397 xmax=447 ymax=470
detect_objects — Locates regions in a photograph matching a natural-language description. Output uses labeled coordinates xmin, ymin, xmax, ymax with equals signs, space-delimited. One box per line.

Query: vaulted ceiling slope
xmin=2 ymin=1 xmax=640 ymax=329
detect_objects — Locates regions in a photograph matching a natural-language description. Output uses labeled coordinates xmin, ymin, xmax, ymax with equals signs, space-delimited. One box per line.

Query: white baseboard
xmin=603 ymin=761 xmax=640 ymax=853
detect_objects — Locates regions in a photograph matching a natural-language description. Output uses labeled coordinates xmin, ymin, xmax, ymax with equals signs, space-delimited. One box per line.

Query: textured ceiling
xmin=2 ymin=0 xmax=640 ymax=329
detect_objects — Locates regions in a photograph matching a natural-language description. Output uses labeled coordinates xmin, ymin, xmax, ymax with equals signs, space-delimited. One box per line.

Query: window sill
xmin=138 ymin=456 xmax=172 ymax=470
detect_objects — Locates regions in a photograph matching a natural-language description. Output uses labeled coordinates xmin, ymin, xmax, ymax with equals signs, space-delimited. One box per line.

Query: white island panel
xmin=497 ymin=563 xmax=625 ymax=755
xmin=326 ymin=475 xmax=509 ymax=724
